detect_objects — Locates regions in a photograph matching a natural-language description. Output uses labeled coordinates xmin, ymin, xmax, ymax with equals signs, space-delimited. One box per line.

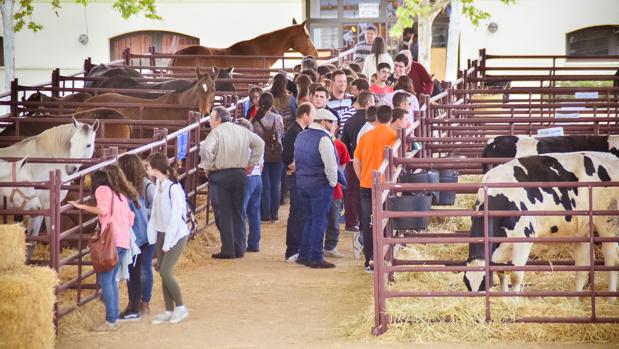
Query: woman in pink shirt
xmin=69 ymin=169 xmax=135 ymax=332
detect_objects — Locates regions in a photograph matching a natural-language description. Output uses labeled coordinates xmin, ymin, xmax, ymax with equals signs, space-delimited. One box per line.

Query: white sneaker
xmin=151 ymin=311 xmax=172 ymax=325
xmin=324 ymin=247 xmax=344 ymax=258
xmin=352 ymin=232 xmax=363 ymax=260
xmin=169 ymin=307 xmax=188 ymax=324
xmin=285 ymin=253 xmax=299 ymax=263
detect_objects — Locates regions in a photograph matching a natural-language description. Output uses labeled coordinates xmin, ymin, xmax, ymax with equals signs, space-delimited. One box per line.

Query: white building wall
xmin=459 ymin=0 xmax=619 ymax=67
xmin=2 ymin=0 xmax=303 ymax=86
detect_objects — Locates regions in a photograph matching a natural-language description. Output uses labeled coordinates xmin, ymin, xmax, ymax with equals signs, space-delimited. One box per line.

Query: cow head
xmin=463 ymin=259 xmax=488 ymax=291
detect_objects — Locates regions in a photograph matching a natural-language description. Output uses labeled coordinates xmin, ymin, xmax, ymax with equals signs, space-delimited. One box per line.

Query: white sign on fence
xmin=537 ymin=127 xmax=564 ymax=137
xmin=359 ymin=3 xmax=380 ymax=17
xmin=575 ymin=91 xmax=599 ymax=99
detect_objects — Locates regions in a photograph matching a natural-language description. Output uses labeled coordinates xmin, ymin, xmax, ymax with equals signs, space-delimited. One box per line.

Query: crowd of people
xmin=74 ymin=26 xmax=435 ymax=332
xmin=200 ymin=25 xmax=436 ymax=272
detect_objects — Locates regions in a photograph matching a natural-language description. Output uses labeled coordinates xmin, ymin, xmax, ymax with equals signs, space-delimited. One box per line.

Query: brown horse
xmin=76 ymin=68 xmax=216 ymax=120
xmin=169 ymin=19 xmax=318 ymax=70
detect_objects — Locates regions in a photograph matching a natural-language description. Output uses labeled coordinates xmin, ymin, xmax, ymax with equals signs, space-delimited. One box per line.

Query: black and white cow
xmin=482 ymin=135 xmax=619 ymax=173
xmin=464 ymin=152 xmax=619 ymax=299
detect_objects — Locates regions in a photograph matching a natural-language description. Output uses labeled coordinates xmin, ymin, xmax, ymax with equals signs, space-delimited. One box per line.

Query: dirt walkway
xmin=55 ymin=206 xmax=615 ymax=349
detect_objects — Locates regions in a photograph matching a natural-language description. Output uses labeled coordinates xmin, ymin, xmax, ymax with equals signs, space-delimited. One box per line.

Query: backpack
xmin=257 ymin=118 xmax=283 ymax=163
xmin=168 ymin=182 xmax=198 ymax=239
xmin=127 ymin=197 xmax=149 ymax=247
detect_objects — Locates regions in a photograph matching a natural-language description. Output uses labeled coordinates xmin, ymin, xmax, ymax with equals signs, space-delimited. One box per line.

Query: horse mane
xmin=170 ymin=79 xmax=198 ymax=93
xmin=10 ymin=123 xmax=76 ymax=155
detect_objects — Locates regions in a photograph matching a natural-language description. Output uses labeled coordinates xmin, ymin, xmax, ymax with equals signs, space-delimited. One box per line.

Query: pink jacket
xmin=95 ymin=186 xmax=134 ymax=249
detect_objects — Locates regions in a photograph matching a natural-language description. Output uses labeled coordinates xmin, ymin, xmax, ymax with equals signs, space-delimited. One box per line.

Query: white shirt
xmin=357 ymin=122 xmax=375 ymax=144
xmin=146 ymin=178 xmax=190 ymax=250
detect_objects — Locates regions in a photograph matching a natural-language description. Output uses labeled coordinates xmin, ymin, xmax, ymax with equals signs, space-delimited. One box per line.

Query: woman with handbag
xmin=145 ymin=153 xmax=190 ymax=325
xmin=69 ymin=170 xmax=135 ymax=332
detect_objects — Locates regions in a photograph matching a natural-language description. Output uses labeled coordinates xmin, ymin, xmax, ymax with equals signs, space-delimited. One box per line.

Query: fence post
xmin=371 ymin=173 xmax=388 ymax=336
xmin=83 ymin=57 xmax=92 ymax=75
xmin=51 ymin=68 xmax=60 ymax=98
xmin=48 ymin=169 xmax=62 ymax=331
xmin=10 ymin=78 xmax=19 ymax=117
xmin=123 ymin=48 xmax=131 ymax=66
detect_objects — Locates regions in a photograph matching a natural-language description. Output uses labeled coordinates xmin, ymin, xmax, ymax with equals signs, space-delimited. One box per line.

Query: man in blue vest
xmin=294 ymin=109 xmax=338 ymax=269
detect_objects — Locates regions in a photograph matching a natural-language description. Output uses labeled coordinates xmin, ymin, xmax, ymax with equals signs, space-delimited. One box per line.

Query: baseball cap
xmin=314 ymin=109 xmax=337 ymax=122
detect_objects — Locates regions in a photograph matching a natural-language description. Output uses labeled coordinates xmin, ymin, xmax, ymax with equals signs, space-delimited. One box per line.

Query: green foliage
xmin=10 ymin=0 xmax=161 ymax=33
xmin=390 ymin=0 xmax=516 ymax=38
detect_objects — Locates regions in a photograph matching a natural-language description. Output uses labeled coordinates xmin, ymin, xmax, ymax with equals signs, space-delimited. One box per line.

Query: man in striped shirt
xmin=327 ymin=70 xmax=353 ymax=128
xmin=353 ymin=25 xmax=377 ymax=64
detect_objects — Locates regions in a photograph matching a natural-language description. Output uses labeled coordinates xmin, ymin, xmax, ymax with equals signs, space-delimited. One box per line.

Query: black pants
xmin=209 ymin=168 xmax=247 ymax=258
xmin=126 ymin=243 xmax=148 ymax=313
xmin=359 ymin=188 xmax=373 ymax=267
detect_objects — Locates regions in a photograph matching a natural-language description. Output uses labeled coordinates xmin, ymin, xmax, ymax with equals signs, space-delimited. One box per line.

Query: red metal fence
xmin=370 ymin=52 xmax=619 ymax=335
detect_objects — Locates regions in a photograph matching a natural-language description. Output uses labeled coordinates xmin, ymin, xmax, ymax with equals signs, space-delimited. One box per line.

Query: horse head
xmin=291 ymin=19 xmax=318 ymax=58
xmin=0 ymin=157 xmax=42 ymax=211
xmin=67 ymin=118 xmax=99 ymax=174
xmin=195 ymin=67 xmax=217 ymax=115
xmin=215 ymin=66 xmax=236 ymax=92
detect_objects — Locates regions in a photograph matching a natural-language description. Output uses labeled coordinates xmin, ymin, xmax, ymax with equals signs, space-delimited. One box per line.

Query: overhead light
xmin=78 ymin=34 xmax=89 ymax=45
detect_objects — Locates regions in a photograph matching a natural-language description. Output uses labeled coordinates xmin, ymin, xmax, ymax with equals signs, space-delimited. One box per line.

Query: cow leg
xmin=601 ymin=242 xmax=618 ymax=302
xmin=491 ymin=243 xmax=513 ymax=292
xmin=573 ymin=242 xmax=591 ymax=292
xmin=510 ymin=242 xmax=532 ymax=292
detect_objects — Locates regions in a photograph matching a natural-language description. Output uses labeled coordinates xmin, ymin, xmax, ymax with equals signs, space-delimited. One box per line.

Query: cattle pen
xmin=368 ymin=51 xmax=619 ymax=338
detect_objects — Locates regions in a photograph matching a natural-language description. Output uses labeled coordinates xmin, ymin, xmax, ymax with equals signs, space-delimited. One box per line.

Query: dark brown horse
xmin=76 ymin=68 xmax=216 ymax=120
xmin=95 ymin=66 xmax=236 ymax=97
xmin=84 ymin=64 xmax=144 ymax=87
xmin=170 ymin=19 xmax=318 ymax=70
xmin=22 ymin=92 xmax=93 ymax=115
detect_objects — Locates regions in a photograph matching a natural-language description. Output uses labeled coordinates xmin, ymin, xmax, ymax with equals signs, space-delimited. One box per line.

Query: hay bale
xmin=0 ymin=266 xmax=58 ymax=349
xmin=0 ymin=224 xmax=26 ymax=271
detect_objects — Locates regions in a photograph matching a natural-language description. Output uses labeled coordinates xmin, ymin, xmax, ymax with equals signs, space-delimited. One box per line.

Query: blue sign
xmin=177 ymin=131 xmax=188 ymax=161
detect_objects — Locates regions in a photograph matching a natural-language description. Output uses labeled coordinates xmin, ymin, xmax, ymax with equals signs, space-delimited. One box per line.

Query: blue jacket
xmin=295 ymin=128 xmax=331 ymax=189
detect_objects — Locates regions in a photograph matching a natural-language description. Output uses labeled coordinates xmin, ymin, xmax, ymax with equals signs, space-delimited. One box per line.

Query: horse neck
xmin=156 ymin=82 xmax=199 ymax=106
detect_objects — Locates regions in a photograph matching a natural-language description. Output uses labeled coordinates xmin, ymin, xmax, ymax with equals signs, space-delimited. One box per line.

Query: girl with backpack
xmin=251 ymin=93 xmax=284 ymax=223
xmin=117 ymin=154 xmax=156 ymax=320
xmin=68 ymin=170 xmax=135 ymax=332
xmin=145 ymin=152 xmax=190 ymax=325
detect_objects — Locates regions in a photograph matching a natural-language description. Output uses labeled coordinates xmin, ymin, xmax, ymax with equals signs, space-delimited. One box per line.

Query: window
xmin=566 ymin=26 xmax=619 ymax=55
xmin=109 ymin=31 xmax=199 ymax=61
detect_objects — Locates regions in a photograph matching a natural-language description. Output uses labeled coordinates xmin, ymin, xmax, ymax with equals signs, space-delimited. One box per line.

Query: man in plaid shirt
xmin=353 ymin=25 xmax=377 ymax=64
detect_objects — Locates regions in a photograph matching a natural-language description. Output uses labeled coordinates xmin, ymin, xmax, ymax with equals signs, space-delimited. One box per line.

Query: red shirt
xmin=333 ymin=139 xmax=350 ymax=200
xmin=370 ymin=84 xmax=394 ymax=104
xmin=407 ymin=61 xmax=434 ymax=95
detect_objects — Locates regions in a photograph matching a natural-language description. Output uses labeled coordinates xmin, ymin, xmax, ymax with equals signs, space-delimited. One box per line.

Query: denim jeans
xmin=261 ymin=161 xmax=283 ymax=220
xmin=243 ymin=175 xmax=263 ymax=250
xmin=285 ymin=175 xmax=306 ymax=258
xmin=98 ymin=247 xmax=127 ymax=323
xmin=324 ymin=199 xmax=342 ymax=251
xmin=141 ymin=243 xmax=155 ymax=302
xmin=298 ymin=186 xmax=333 ymax=262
